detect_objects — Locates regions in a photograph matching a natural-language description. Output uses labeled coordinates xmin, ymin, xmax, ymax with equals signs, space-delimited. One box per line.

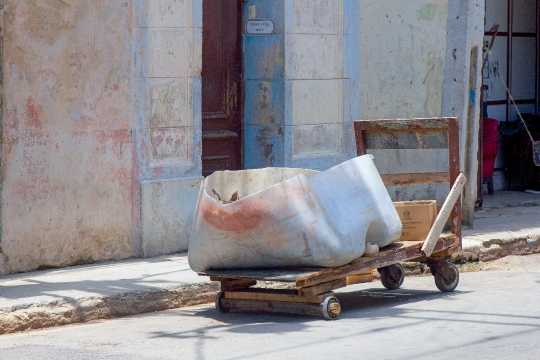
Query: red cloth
xmin=483 ymin=118 xmax=499 ymax=178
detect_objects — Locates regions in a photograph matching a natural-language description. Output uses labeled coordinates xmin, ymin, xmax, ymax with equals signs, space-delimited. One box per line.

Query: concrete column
xmin=442 ymin=0 xmax=484 ymax=226
xmin=133 ymin=0 xmax=203 ymax=256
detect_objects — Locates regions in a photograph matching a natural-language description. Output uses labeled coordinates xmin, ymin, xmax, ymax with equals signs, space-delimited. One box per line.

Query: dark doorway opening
xmin=201 ymin=0 xmax=244 ymax=177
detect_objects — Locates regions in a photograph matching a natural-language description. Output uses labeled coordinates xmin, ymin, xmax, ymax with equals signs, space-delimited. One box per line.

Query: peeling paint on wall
xmin=1 ymin=1 xmax=134 ymax=272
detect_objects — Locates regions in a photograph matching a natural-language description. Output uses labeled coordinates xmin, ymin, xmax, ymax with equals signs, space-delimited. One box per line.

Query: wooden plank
xmin=203 ymin=268 xmax=321 ymax=283
xmin=354 ymin=121 xmax=368 ymax=156
xmin=429 ymin=245 xmax=461 ymax=261
xmin=224 ymin=289 xmax=333 ymax=304
xmin=221 ymin=279 xmax=257 ymax=291
xmin=354 ymin=118 xmax=454 ymax=131
xmin=202 ymin=130 xmax=238 ymax=139
xmin=298 ymin=278 xmax=347 ymax=298
xmin=381 ymin=172 xmax=450 ymax=186
xmin=203 ymin=237 xmax=458 ymax=286
xmin=295 ymin=236 xmax=459 ymax=287
xmin=463 ymin=45 xmax=479 ymax=228
xmin=220 ymin=298 xmax=328 ymax=317
xmin=346 ymin=272 xmax=373 ymax=285
xmin=409 ymin=245 xmax=461 ymax=263
xmin=422 ymin=173 xmax=466 ymax=257
xmin=447 ymin=117 xmax=462 ymax=242
xmin=365 ymin=131 xmax=448 ymax=150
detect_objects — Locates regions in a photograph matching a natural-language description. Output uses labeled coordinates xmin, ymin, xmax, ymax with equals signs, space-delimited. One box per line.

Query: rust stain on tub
xmin=200 ymin=199 xmax=268 ymax=232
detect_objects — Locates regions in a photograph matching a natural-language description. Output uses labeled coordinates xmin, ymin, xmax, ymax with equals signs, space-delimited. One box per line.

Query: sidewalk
xmin=1 ymin=191 xmax=539 ymax=335
xmin=459 ymin=191 xmax=540 ymax=262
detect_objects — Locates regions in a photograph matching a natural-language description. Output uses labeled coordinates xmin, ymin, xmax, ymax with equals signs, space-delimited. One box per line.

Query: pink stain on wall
xmin=25 ymin=97 xmax=44 ymax=130
xmin=1 ymin=0 xmax=138 ymax=274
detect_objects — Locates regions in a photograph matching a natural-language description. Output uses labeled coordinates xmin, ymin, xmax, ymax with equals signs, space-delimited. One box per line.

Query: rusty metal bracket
xmin=427 ymin=260 xmax=453 ymax=283
xmin=377 ymin=265 xmax=399 ymax=281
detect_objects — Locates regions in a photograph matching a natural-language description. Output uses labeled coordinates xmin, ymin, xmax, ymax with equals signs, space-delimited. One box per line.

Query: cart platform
xmin=201 ymin=236 xmax=459 ymax=286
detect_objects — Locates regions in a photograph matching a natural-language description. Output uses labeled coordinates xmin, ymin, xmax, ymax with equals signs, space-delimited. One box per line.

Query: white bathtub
xmin=188 ymin=155 xmax=402 ymax=272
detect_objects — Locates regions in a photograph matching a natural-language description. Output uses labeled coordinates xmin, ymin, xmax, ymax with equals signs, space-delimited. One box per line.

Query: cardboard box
xmin=393 ymin=200 xmax=437 ymax=241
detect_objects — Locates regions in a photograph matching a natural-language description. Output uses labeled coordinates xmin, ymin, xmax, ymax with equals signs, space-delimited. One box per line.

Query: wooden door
xmin=202 ymin=0 xmax=243 ymax=176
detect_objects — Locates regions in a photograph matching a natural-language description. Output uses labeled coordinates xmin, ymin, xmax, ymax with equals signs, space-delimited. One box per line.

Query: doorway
xmin=201 ymin=0 xmax=244 ymax=177
xmin=484 ymin=0 xmax=540 ymax=122
xmin=482 ymin=0 xmax=540 ymax=191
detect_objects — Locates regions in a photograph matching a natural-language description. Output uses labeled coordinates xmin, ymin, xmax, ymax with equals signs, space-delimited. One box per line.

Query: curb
xmin=483 ymin=200 xmax=540 ymax=209
xmin=0 ymin=282 xmax=220 ymax=335
xmin=457 ymin=236 xmax=540 ymax=263
xmin=2 ymin=235 xmax=540 ymax=335
xmin=402 ymin=235 xmax=540 ymax=276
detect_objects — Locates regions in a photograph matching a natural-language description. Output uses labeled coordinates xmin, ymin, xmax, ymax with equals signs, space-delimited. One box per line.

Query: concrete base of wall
xmin=493 ymin=169 xmax=508 ymax=192
xmin=141 ymin=177 xmax=203 ymax=257
xmin=0 ymin=253 xmax=5 ymax=276
xmin=483 ymin=169 xmax=507 ymax=193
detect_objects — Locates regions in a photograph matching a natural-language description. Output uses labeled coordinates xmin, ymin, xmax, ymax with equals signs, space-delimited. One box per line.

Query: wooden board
xmin=298 ymin=278 xmax=347 ymax=297
xmin=365 ymin=131 xmax=448 ymax=150
xmin=355 ymin=118 xmax=454 ymax=132
xmin=224 ymin=289 xmax=334 ymax=304
xmin=346 ymin=272 xmax=373 ymax=285
xmin=220 ymin=279 xmax=257 ymax=291
xmin=200 ymin=235 xmax=459 ymax=287
xmin=381 ymin=172 xmax=450 ymax=186
xmin=295 ymin=235 xmax=458 ymax=287
xmin=204 ymin=268 xmax=322 ymax=283
xmin=220 ymin=298 xmax=327 ymax=317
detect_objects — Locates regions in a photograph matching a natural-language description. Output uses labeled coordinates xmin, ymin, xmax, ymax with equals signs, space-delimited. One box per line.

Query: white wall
xmin=357 ymin=0 xmax=485 ymax=216
xmin=358 ymin=0 xmax=448 ymax=120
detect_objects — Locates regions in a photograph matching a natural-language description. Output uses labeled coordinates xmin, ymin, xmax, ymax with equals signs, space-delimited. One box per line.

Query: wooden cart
xmin=199 ymin=118 xmax=465 ymax=320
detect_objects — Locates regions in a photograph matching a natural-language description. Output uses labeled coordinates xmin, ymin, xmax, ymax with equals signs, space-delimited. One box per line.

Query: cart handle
xmin=421 ymin=173 xmax=467 ymax=257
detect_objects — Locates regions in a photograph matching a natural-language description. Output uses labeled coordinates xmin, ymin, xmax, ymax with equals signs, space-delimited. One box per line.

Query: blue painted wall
xmin=243 ymin=0 xmax=360 ymax=170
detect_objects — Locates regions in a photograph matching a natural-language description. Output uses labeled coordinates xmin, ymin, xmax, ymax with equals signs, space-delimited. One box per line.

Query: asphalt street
xmin=0 ymin=255 xmax=539 ymax=360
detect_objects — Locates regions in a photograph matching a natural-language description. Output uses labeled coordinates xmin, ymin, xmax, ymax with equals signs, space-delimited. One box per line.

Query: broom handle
xmin=421 ymin=173 xmax=467 ymax=257
xmin=496 ymin=68 xmax=536 ymax=143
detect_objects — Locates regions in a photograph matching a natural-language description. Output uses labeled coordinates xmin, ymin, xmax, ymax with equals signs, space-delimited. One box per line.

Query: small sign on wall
xmin=245 ymin=19 xmax=274 ymax=36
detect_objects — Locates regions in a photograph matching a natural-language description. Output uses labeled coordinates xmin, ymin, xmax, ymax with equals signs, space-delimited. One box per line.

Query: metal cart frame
xmin=199 ymin=117 xmax=464 ymax=319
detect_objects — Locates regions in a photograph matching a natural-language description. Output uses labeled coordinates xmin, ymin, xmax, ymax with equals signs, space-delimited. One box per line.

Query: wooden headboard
xmin=354 ymin=117 xmax=462 ymax=243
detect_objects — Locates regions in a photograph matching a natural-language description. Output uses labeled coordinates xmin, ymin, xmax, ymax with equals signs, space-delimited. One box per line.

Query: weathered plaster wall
xmin=357 ymin=0 xmax=449 ymax=205
xmin=1 ymin=1 xmax=134 ymax=272
xmin=285 ymin=0 xmax=358 ymax=170
xmin=0 ymin=0 xmax=202 ymax=273
xmin=357 ymin=0 xmax=484 ymax=210
xmin=358 ymin=0 xmax=448 ymax=120
xmin=0 ymin=0 xmax=486 ymax=273
xmin=132 ymin=0 xmax=202 ymax=256
xmin=0 ymin=5 xmax=4 ymax=273
xmin=244 ymin=0 xmax=359 ymax=171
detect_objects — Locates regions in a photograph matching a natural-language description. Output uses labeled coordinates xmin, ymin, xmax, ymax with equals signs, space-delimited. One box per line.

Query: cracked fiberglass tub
xmin=188 ymin=154 xmax=402 ymax=272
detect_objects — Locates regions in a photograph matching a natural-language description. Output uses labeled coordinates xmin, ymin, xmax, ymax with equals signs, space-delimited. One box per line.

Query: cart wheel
xmin=379 ymin=263 xmax=405 ymax=290
xmin=322 ymin=296 xmax=341 ymax=320
xmin=434 ymin=262 xmax=459 ymax=292
xmin=215 ymin=291 xmax=229 ymax=313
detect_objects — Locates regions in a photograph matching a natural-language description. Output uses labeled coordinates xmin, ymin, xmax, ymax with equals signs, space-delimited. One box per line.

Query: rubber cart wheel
xmin=322 ymin=296 xmax=341 ymax=320
xmin=379 ymin=263 xmax=405 ymax=290
xmin=215 ymin=291 xmax=229 ymax=313
xmin=434 ymin=262 xmax=459 ymax=292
